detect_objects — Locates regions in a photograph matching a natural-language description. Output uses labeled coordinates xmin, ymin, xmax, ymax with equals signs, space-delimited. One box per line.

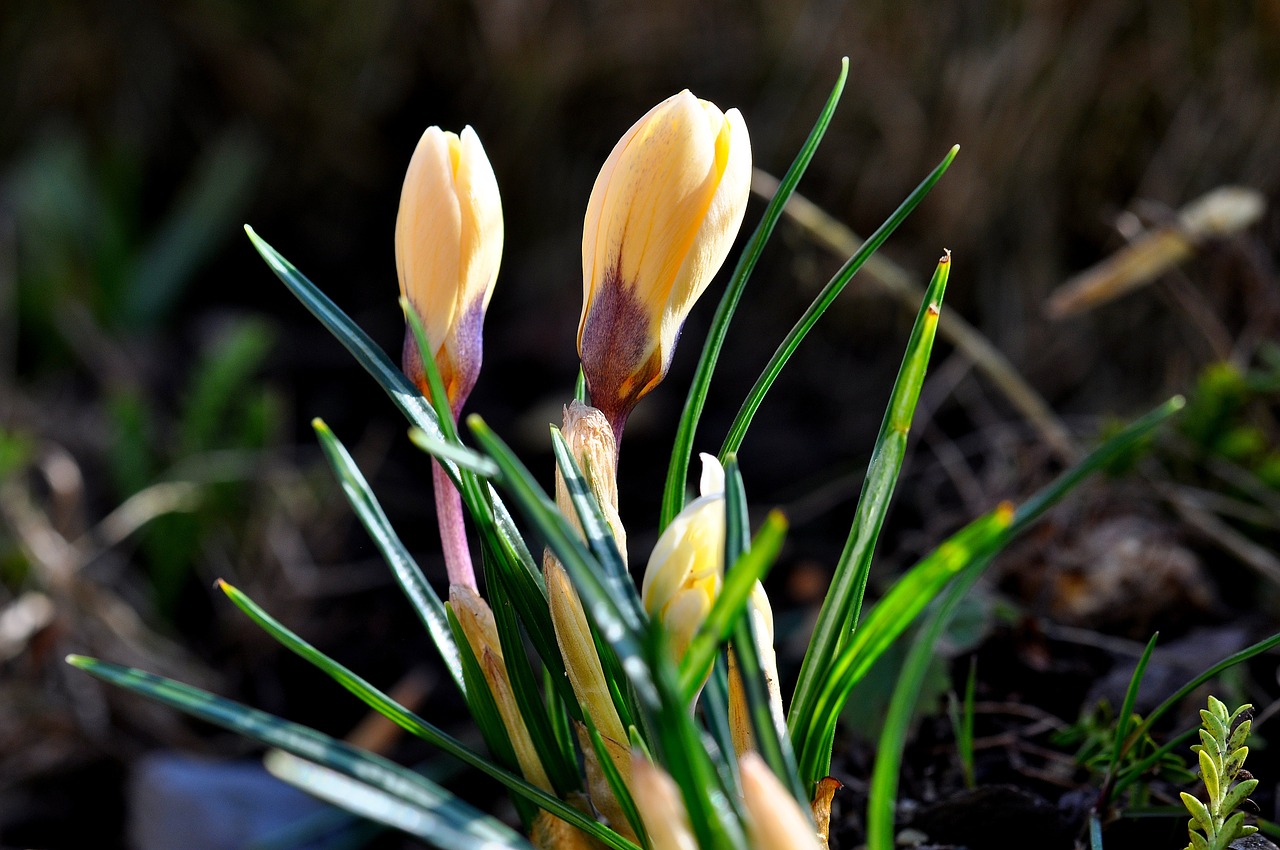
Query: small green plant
xmin=1180 ymin=697 xmax=1257 ymax=850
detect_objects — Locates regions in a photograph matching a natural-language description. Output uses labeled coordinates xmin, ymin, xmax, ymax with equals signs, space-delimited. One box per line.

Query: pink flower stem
xmin=431 ymin=458 xmax=476 ymax=590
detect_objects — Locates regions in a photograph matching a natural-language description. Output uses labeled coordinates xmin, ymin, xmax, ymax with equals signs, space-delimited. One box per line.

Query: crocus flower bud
xmin=739 ymin=752 xmax=822 ymax=850
xmin=450 ymin=585 xmax=552 ymax=793
xmin=642 ymin=454 xmax=725 ymax=663
xmin=630 ymin=752 xmax=698 ymax=850
xmin=579 ymin=91 xmax=751 ymax=436
xmin=396 ymin=125 xmax=502 ymax=414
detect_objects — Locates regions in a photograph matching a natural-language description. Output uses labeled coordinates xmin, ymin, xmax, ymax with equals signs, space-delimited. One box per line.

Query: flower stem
xmin=432 ymin=458 xmax=475 ymax=590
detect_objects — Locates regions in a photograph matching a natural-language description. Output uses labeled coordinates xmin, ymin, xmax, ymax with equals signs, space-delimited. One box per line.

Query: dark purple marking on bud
xmin=401 ymin=297 xmax=487 ymax=417
xmin=579 ymin=259 xmax=665 ymax=440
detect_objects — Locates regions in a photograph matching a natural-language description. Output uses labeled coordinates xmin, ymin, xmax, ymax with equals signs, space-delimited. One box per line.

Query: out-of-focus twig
xmin=753 ymin=168 xmax=1079 ymax=463
xmin=1155 ymin=480 xmax=1280 ymax=586
xmin=0 ymin=449 xmax=213 ymax=686
xmin=1046 ymin=186 xmax=1265 ymax=319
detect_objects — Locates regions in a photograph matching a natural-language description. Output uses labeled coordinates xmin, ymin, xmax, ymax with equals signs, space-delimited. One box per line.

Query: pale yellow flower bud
xmin=449 ymin=585 xmax=551 ymax=793
xmin=642 ymin=454 xmax=725 ymax=662
xmin=579 ymin=91 xmax=751 ymax=434
xmin=739 ymin=752 xmax=823 ymax=850
xmin=396 ymin=125 xmax=502 ymax=412
xmin=630 ymin=752 xmax=698 ymax=850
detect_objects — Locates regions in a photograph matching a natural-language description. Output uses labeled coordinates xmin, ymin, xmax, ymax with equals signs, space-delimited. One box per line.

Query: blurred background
xmin=3 ymin=1 xmax=1280 ymax=848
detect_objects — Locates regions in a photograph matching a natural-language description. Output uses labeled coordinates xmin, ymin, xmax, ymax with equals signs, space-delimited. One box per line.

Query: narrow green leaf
xmin=481 ymin=551 xmax=580 ymax=797
xmin=795 ymin=502 xmax=1012 ymax=785
xmin=1108 ymin=633 xmax=1159 ymax=775
xmin=580 ymin=709 xmax=650 ymax=844
xmin=244 ymin=227 xmax=447 ymax=448
xmin=467 ymin=415 xmax=656 ymax=715
xmin=312 ymin=419 xmax=465 ymax=697
xmin=245 ymin=227 xmax=545 ymax=669
xmin=701 ymin=658 xmax=743 ymax=800
xmin=408 ymin=427 xmax=500 ymax=477
xmin=661 ymin=57 xmax=850 ymax=529
xmin=789 ymin=254 xmax=951 ymax=772
xmin=213 ymin=581 xmax=635 ymax=849
xmin=544 ymin=666 xmax=576 ymax=766
xmin=67 ymin=655 xmax=540 ymax=849
xmin=719 ymin=460 xmax=806 ymax=806
xmin=1113 ymin=726 xmax=1199 ymax=797
xmin=865 ymin=558 xmax=992 ymax=850
xmin=548 ymin=425 xmax=642 ymax=623
xmin=643 ymin=629 xmax=746 ymax=850
xmin=718 ymin=167 xmax=957 ymax=459
xmin=263 ymin=750 xmax=531 ymax=850
xmin=1127 ymin=630 xmax=1280 ymax=757
xmin=1007 ymin=396 xmax=1185 ymax=534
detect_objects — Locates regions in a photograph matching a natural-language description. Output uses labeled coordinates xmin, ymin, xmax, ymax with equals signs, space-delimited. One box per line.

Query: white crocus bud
xmin=642 ymin=454 xmax=725 ymax=664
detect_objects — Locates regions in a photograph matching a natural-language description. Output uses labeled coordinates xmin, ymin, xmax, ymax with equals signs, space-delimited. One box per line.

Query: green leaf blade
xmin=661 ymin=57 xmax=850 ymax=529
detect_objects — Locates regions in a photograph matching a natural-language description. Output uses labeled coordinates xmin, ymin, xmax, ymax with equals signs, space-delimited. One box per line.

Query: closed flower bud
xmin=642 ymin=454 xmax=725 ymax=662
xmin=739 ymin=752 xmax=822 ymax=850
xmin=396 ymin=125 xmax=502 ymax=413
xmin=579 ymin=91 xmax=751 ymax=436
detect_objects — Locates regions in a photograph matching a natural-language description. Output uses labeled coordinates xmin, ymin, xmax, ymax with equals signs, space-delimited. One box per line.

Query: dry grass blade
xmin=1046 ymin=186 xmax=1265 ymax=319
xmin=752 ymin=168 xmax=1078 ymax=463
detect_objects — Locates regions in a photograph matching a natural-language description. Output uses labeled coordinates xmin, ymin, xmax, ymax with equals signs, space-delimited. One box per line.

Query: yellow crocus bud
xmin=630 ymin=752 xmax=698 ymax=850
xmin=579 ymin=91 xmax=751 ymax=436
xmin=396 ymin=124 xmax=502 ymax=413
xmin=728 ymin=581 xmax=784 ymax=756
xmin=739 ymin=752 xmax=823 ymax=850
xmin=641 ymin=454 xmax=725 ymax=663
xmin=449 ymin=585 xmax=552 ymax=793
